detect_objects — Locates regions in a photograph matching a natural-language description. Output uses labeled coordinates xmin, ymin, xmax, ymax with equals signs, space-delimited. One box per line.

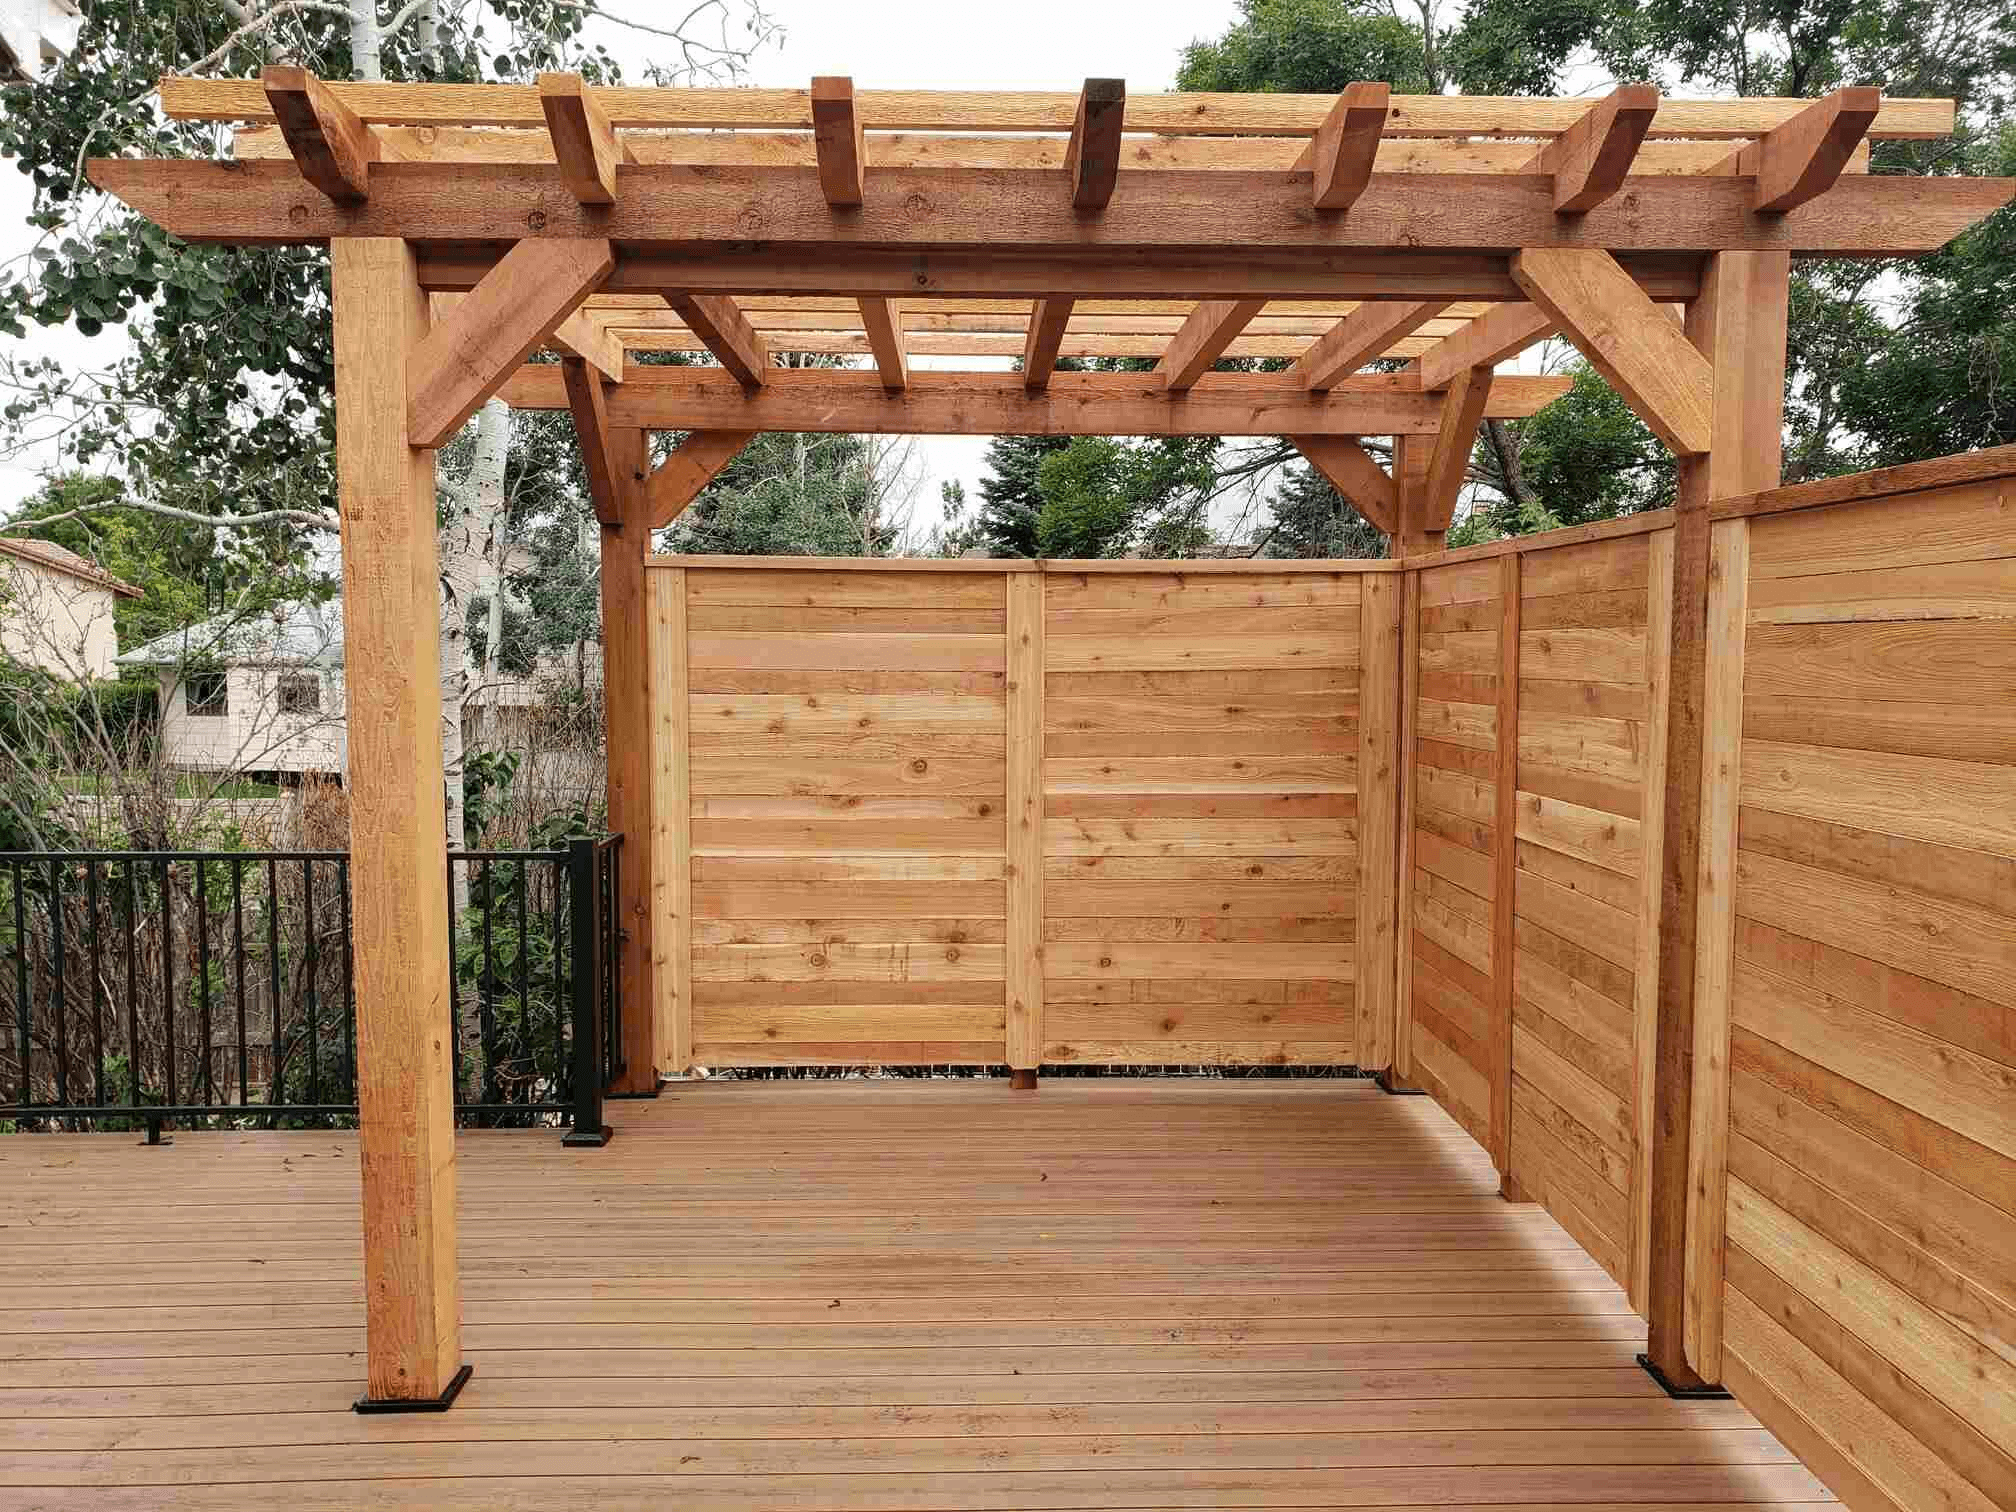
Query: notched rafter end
xmin=261 ymin=64 xmax=379 ymax=205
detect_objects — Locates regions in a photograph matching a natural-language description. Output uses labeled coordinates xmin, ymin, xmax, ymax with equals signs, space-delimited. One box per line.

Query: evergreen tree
xmin=973 ymin=434 xmax=1071 ymax=557
xmin=1260 ymin=464 xmax=1388 ymax=559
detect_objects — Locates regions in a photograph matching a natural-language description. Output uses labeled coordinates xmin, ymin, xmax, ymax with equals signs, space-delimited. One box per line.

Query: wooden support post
xmin=1004 ymin=573 xmax=1044 ymax=1085
xmin=1356 ymin=573 xmax=1403 ymax=1073
xmin=1392 ymin=565 xmax=1421 ymax=1084
xmin=1391 ymin=434 xmax=1441 ymax=556
xmin=1643 ymin=249 xmax=1787 ymax=1394
xmin=648 ymin=565 xmax=693 ymax=1077
xmin=1630 ymin=528 xmax=1675 ymax=1316
xmin=1490 ymin=554 xmax=1521 ymax=1189
xmin=331 ymin=238 xmax=466 ymax=1409
xmin=599 ymin=427 xmax=660 ymax=1095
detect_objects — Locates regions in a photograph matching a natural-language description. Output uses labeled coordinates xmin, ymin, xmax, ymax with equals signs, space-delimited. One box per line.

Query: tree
xmin=667 ymin=431 xmax=903 ymax=557
xmin=0 ymin=0 xmax=777 ymax=850
xmin=1259 ymin=463 xmax=1389 ymax=559
xmin=973 ymin=434 xmax=1071 ymax=557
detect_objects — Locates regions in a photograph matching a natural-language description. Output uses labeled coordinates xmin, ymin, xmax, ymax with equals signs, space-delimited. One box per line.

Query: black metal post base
xmin=562 ymin=1124 xmax=614 ymax=1147
xmin=354 ymin=1362 xmax=473 ymax=1414
xmin=607 ymin=1084 xmax=662 ymax=1099
xmin=1373 ymin=1067 xmax=1426 ymax=1095
xmin=1008 ymin=1068 xmax=1037 ymax=1091
xmin=1637 ymin=1352 xmax=1733 ymax=1400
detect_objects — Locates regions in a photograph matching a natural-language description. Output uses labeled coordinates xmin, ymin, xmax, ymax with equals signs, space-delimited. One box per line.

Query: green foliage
xmin=1029 ymin=436 xmax=1224 ymax=558
xmin=1491 ymin=363 xmax=1674 ymax=528
xmin=1176 ymin=0 xmax=1430 ymax=93
xmin=973 ymin=435 xmax=1071 ymax=557
xmin=668 ymin=431 xmax=897 ymax=557
xmin=1260 ymin=463 xmax=1388 ymax=559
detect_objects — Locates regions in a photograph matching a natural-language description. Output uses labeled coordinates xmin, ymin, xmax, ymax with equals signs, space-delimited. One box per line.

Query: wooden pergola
xmin=89 ymin=70 xmax=2011 ymax=1411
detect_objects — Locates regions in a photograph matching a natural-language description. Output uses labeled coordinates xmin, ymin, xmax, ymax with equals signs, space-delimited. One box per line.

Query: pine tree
xmin=973 ymin=434 xmax=1072 ymax=557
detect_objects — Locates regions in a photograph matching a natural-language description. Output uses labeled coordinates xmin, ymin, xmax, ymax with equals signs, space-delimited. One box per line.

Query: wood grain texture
xmin=650 ymin=569 xmax=693 ymax=1075
xmin=1005 ymin=575 xmax=1044 ymax=1071
xmin=1357 ymin=574 xmax=1403 ymax=1071
xmin=330 ymin=237 xmax=461 ymax=1401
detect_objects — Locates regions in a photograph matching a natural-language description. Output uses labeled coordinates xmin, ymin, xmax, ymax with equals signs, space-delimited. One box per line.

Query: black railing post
xmin=561 ymin=837 xmax=611 ymax=1147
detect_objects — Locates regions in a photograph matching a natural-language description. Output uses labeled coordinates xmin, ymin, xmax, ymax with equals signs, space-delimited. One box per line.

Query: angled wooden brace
xmin=1296 ymin=301 xmax=1446 ymax=391
xmin=1066 ymin=79 xmax=1126 ymax=210
xmin=562 ymin=357 xmax=631 ymax=525
xmin=1511 ymin=247 xmax=1714 ymax=456
xmin=546 ymin=309 xmax=624 ymax=384
xmin=1023 ymin=299 xmax=1075 ymax=389
xmin=1715 ymin=86 xmax=1881 ymax=213
xmin=408 ymin=237 xmax=616 ymax=449
xmin=1422 ymin=365 xmax=1494 ymax=528
xmin=1290 ymin=435 xmax=1397 ymax=534
xmin=1412 ymin=303 xmax=1553 ymax=391
xmin=648 ymin=430 xmax=758 ymax=529
xmin=262 ymin=65 xmax=382 ymax=204
xmin=1522 ymin=84 xmax=1659 ymax=213
xmin=539 ymin=73 xmax=634 ymax=204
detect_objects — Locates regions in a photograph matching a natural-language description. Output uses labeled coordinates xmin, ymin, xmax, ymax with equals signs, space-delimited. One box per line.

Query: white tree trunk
xmin=438 ymin=400 xmax=509 ymax=898
xmin=349 ymin=3 xmax=382 ymax=86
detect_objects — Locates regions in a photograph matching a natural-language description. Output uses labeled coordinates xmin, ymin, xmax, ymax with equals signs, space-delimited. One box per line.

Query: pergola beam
xmin=1158 ymin=299 xmax=1265 ymax=391
xmin=562 ymin=357 xmax=625 ymax=524
xmin=1066 ymin=79 xmax=1126 ymax=210
xmin=1290 ymin=435 xmax=1397 ymax=533
xmin=538 ymin=72 xmax=630 ymax=204
xmin=663 ymin=294 xmax=770 ymax=388
xmin=811 ymin=76 xmax=865 ymax=206
xmin=546 ymin=309 xmax=625 ymax=383
xmin=647 ymin=430 xmax=758 ymax=529
xmin=497 ymin=365 xmax=1573 ymax=434
xmin=1412 ymin=303 xmax=1553 ymax=390
xmin=1718 ymin=86 xmax=1881 ymax=213
xmin=1512 ymin=247 xmax=1714 ymax=456
xmin=260 ymin=65 xmax=380 ymax=204
xmin=857 ymin=297 xmax=907 ymax=390
xmin=407 ymin=237 xmax=615 ymax=449
xmin=1304 ymin=82 xmax=1389 ymax=211
xmin=1295 ymin=300 xmax=1446 ymax=391
xmin=1523 ymin=84 xmax=1659 ymax=212
xmin=91 ymin=160 xmax=2008 ymax=258
xmin=1022 ymin=298 xmax=1074 ymax=388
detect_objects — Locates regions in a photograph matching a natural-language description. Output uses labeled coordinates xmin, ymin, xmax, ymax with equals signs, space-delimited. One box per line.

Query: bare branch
xmin=3 ymin=498 xmax=338 ymax=535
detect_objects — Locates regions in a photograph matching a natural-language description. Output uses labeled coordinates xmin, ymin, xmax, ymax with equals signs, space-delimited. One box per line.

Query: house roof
xmin=0 ymin=536 xmax=144 ymax=598
xmin=116 ymin=597 xmax=344 ymax=670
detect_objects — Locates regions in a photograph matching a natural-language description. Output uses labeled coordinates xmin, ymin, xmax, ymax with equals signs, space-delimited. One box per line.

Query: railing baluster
xmin=48 ymin=857 xmax=68 ymax=1108
xmin=233 ymin=860 xmax=248 ymax=1106
xmin=561 ymin=837 xmax=608 ymax=1147
xmin=340 ymin=857 xmax=355 ymax=1104
xmin=159 ymin=857 xmax=175 ymax=1110
xmin=87 ymin=858 xmax=105 ymax=1109
xmin=124 ymin=861 xmax=139 ymax=1108
xmin=479 ymin=858 xmax=498 ymax=1109
xmin=12 ymin=859 xmax=30 ymax=1107
xmin=514 ymin=858 xmax=530 ymax=1096
xmin=303 ymin=857 xmax=318 ymax=1108
xmin=550 ymin=851 xmax=565 ymax=1099
xmin=445 ymin=853 xmax=463 ymax=1100
xmin=266 ymin=857 xmax=282 ymax=1107
xmin=195 ymin=857 xmax=212 ymax=1106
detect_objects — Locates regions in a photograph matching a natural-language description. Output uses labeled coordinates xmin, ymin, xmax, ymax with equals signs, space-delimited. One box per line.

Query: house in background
xmin=0 ymin=0 xmax=78 ymax=81
xmin=0 ymin=536 xmax=141 ymax=679
xmin=116 ymin=599 xmax=348 ymax=782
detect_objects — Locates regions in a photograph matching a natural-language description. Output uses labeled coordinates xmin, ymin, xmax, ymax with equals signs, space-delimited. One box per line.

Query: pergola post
xmin=1390 ymin=435 xmax=1442 ymax=556
xmin=599 ymin=426 xmax=661 ymax=1094
xmin=1643 ymin=249 xmax=1789 ymax=1393
xmin=331 ymin=237 xmax=468 ymax=1411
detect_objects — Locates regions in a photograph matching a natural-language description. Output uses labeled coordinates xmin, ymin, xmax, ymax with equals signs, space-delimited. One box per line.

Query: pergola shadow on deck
xmin=0 ymin=1078 xmax=1832 ymax=1509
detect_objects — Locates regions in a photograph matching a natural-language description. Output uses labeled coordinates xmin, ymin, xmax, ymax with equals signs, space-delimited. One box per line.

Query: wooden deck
xmin=0 ymin=1078 xmax=1834 ymax=1510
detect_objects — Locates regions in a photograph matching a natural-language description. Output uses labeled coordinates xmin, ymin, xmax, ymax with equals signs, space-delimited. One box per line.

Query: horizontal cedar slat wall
xmin=1041 ymin=568 xmax=1364 ymax=1066
xmin=1699 ymin=472 xmax=2016 ymax=1512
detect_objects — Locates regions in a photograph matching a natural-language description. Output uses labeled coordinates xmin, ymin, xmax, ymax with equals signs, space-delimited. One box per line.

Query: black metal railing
xmin=0 ymin=839 xmax=623 ymax=1143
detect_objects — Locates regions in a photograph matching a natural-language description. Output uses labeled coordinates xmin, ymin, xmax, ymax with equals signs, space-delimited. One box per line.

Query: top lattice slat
xmin=159 ymin=78 xmax=1957 ymax=140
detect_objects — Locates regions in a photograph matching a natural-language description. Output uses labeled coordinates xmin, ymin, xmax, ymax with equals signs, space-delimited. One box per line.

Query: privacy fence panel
xmin=1683 ymin=470 xmax=2016 ymax=1512
xmin=653 ymin=557 xmax=1391 ymax=1073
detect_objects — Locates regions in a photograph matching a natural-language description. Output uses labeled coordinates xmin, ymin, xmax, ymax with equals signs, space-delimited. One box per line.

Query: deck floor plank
xmin=0 ymin=1078 xmax=1833 ymax=1510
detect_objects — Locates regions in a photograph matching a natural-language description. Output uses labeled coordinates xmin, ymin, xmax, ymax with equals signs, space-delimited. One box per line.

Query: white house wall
xmin=159 ymin=664 xmax=347 ymax=777
xmin=0 ymin=553 xmax=119 ymax=679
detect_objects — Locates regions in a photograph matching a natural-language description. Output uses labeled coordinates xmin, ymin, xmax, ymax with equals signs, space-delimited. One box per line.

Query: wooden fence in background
xmin=646 ymin=556 xmax=1400 ymax=1073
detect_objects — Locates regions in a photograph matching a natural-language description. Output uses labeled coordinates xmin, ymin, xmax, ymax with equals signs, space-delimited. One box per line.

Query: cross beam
xmin=497 ymin=365 xmax=1571 ymax=435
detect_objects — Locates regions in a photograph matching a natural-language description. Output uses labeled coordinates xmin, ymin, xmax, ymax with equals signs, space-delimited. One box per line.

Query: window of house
xmin=185 ymin=670 xmax=227 ymax=718
xmin=277 ymin=672 xmax=320 ymax=715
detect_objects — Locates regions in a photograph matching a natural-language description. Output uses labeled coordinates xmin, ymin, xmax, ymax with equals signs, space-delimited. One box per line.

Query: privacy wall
xmin=648 ymin=557 xmax=1397 ymax=1073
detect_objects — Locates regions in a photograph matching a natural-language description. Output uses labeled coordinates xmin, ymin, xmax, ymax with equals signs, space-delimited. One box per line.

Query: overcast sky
xmin=0 ymin=0 xmax=1251 ymax=528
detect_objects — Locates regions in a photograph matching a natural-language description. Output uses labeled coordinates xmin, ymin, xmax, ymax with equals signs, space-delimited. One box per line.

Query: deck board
xmin=0 ymin=1078 xmax=1834 ymax=1509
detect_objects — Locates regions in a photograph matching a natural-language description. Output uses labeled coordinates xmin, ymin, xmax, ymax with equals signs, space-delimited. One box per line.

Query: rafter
xmin=546 ymin=309 xmax=624 ymax=384
xmin=1423 ymin=365 xmax=1494 ymax=528
xmin=858 ymin=297 xmax=907 ymax=390
xmin=1304 ymin=82 xmax=1389 ymax=211
xmin=562 ymin=357 xmax=626 ymax=523
xmin=1065 ymin=78 xmax=1126 ymax=210
xmin=260 ymin=65 xmax=380 ymax=204
xmin=538 ymin=72 xmax=631 ymax=204
xmin=664 ymin=294 xmax=770 ymax=388
xmin=1523 ymin=84 xmax=1659 ymax=213
xmin=1023 ymin=299 xmax=1074 ymax=389
xmin=497 ymin=365 xmax=1572 ymax=435
xmin=648 ymin=431 xmax=758 ymax=529
xmin=811 ymin=75 xmax=865 ymax=206
xmin=1413 ymin=303 xmax=1553 ymax=390
xmin=408 ymin=237 xmax=614 ymax=449
xmin=1718 ymin=86 xmax=1881 ymax=213
xmin=1295 ymin=301 xmax=1446 ymax=391
xmin=92 ymin=159 xmax=2008 ymax=258
xmin=1158 ymin=300 xmax=1265 ymax=391
xmin=1512 ymin=247 xmax=1713 ymax=455
xmin=1290 ymin=435 xmax=1397 ymax=533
